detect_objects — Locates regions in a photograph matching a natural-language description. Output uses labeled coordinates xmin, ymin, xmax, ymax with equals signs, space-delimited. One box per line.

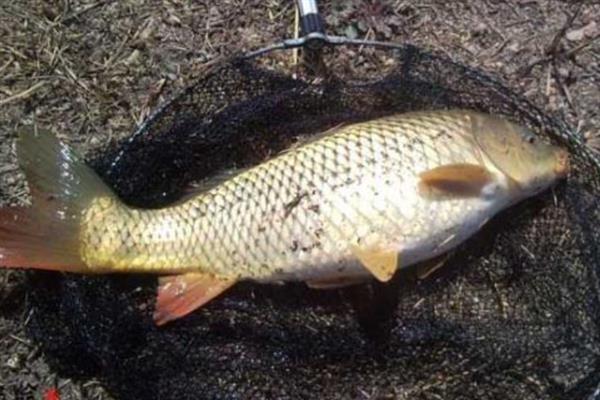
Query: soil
xmin=0 ymin=1 xmax=599 ymax=399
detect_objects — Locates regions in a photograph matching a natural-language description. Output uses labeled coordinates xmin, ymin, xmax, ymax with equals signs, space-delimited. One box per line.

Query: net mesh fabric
xmin=25 ymin=45 xmax=600 ymax=399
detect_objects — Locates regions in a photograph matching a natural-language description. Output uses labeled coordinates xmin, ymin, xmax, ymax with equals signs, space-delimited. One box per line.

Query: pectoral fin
xmin=414 ymin=253 xmax=449 ymax=280
xmin=306 ymin=276 xmax=368 ymax=289
xmin=154 ymin=273 xmax=236 ymax=326
xmin=419 ymin=163 xmax=494 ymax=198
xmin=351 ymin=245 xmax=398 ymax=282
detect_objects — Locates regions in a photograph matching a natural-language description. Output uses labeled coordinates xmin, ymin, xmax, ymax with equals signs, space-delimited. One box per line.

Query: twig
xmin=546 ymin=2 xmax=583 ymax=56
xmin=518 ymin=2 xmax=585 ymax=75
xmin=8 ymin=334 xmax=31 ymax=346
xmin=358 ymin=28 xmax=374 ymax=54
xmin=102 ymin=27 xmax=134 ymax=71
xmin=545 ymin=65 xmax=552 ymax=98
xmin=487 ymin=270 xmax=508 ymax=319
xmin=552 ymin=63 xmax=577 ymax=114
xmin=0 ymin=55 xmax=14 ymax=74
xmin=0 ymin=81 xmax=46 ymax=106
xmin=503 ymin=18 xmax=532 ymax=29
xmin=267 ymin=3 xmax=292 ymax=21
xmin=60 ymin=0 xmax=112 ymax=24
xmin=486 ymin=36 xmax=512 ymax=60
xmin=565 ymin=34 xmax=600 ymax=57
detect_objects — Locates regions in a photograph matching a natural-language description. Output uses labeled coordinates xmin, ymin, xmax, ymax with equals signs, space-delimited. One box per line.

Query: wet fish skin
xmin=79 ymin=110 xmax=566 ymax=281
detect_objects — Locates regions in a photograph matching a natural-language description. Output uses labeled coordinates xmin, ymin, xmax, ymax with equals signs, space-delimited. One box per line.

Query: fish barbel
xmin=0 ymin=110 xmax=569 ymax=324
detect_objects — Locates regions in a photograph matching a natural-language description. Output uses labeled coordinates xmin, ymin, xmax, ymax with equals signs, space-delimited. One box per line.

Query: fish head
xmin=471 ymin=113 xmax=569 ymax=198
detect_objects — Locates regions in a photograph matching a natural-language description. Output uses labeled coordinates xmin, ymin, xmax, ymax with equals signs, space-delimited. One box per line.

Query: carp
xmin=0 ymin=110 xmax=569 ymax=325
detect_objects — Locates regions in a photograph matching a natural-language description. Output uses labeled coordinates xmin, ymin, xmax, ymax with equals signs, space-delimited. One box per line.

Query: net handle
xmin=297 ymin=0 xmax=325 ymax=48
xmin=243 ymin=0 xmax=407 ymax=59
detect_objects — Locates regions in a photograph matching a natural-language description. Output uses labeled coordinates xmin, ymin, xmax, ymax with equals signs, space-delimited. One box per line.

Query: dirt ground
xmin=0 ymin=1 xmax=599 ymax=399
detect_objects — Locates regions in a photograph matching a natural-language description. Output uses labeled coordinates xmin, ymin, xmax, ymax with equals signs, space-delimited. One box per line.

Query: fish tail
xmin=0 ymin=128 xmax=118 ymax=272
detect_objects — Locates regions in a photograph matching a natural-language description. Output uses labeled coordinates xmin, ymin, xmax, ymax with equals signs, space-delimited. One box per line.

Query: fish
xmin=0 ymin=110 xmax=569 ymax=325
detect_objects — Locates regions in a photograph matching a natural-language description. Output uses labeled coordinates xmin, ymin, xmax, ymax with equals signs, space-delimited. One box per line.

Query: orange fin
xmin=154 ymin=273 xmax=236 ymax=326
xmin=419 ymin=163 xmax=493 ymax=198
xmin=306 ymin=275 xmax=367 ymax=289
xmin=351 ymin=245 xmax=398 ymax=282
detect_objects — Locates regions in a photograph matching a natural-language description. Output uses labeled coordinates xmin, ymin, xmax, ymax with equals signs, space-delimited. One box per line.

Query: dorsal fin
xmin=176 ymin=169 xmax=244 ymax=204
xmin=280 ymin=122 xmax=347 ymax=155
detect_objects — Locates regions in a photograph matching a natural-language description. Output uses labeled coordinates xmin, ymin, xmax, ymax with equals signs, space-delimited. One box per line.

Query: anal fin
xmin=154 ymin=273 xmax=236 ymax=326
xmin=351 ymin=245 xmax=398 ymax=282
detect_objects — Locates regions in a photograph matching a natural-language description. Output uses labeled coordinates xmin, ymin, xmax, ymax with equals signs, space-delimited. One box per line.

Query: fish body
xmin=81 ymin=112 xmax=514 ymax=279
xmin=0 ymin=110 xmax=568 ymax=324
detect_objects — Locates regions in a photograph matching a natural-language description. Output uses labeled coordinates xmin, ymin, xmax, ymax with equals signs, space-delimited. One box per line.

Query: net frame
xmin=19 ymin=40 xmax=600 ymax=399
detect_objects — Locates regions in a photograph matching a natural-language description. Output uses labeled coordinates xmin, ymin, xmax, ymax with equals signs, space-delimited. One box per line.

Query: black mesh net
xmin=23 ymin=45 xmax=600 ymax=399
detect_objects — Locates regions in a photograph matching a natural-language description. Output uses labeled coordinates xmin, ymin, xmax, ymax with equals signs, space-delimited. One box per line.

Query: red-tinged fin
xmin=0 ymin=207 xmax=79 ymax=271
xmin=0 ymin=127 xmax=119 ymax=271
xmin=154 ymin=273 xmax=237 ymax=326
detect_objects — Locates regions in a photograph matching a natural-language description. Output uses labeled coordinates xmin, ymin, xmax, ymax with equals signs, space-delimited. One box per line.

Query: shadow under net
xmin=23 ymin=45 xmax=600 ymax=400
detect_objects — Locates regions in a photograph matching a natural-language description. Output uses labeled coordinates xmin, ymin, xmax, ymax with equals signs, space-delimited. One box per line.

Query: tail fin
xmin=0 ymin=128 xmax=117 ymax=272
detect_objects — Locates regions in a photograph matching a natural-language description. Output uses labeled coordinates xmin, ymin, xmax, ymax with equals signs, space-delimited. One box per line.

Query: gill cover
xmin=470 ymin=113 xmax=563 ymax=188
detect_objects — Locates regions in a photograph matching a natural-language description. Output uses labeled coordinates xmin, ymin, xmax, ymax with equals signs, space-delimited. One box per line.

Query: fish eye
xmin=525 ymin=135 xmax=536 ymax=144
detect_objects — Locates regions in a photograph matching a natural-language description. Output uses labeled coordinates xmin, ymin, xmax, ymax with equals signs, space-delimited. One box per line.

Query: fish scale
xmin=80 ymin=111 xmax=497 ymax=280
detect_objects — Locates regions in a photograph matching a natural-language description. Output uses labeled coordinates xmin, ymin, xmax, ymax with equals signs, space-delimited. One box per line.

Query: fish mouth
xmin=554 ymin=148 xmax=570 ymax=178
